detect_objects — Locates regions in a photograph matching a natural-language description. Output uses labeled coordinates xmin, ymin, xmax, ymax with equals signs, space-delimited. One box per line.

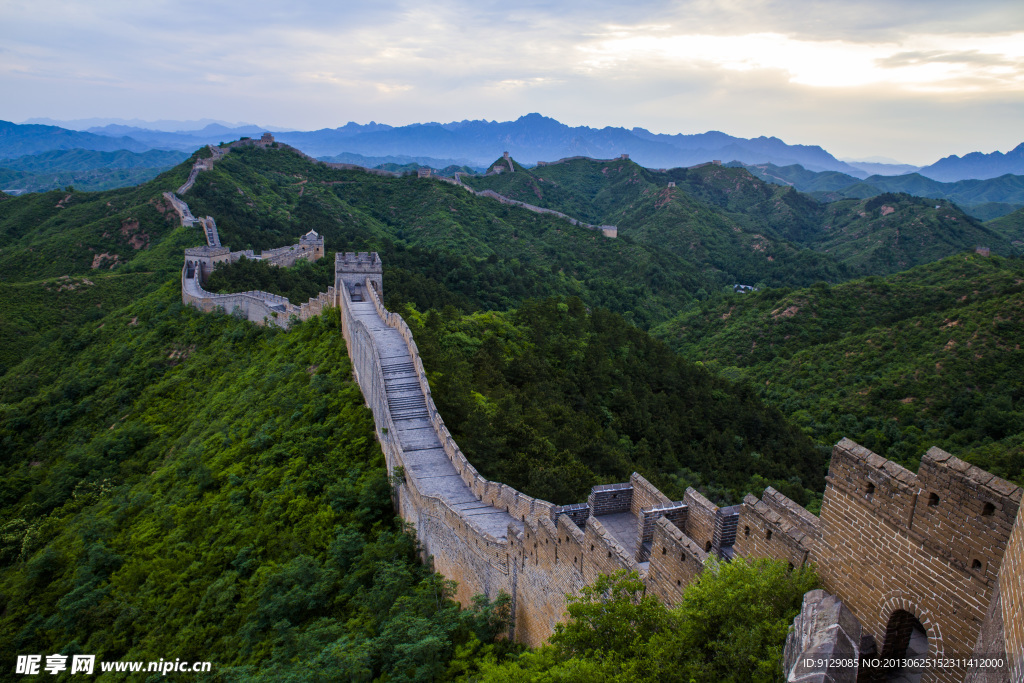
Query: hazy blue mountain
xmin=23 ymin=117 xmax=280 ymax=132
xmin=14 ymin=114 xmax=1019 ymax=186
xmin=0 ymin=120 xmax=151 ymax=158
xmin=629 ymin=127 xmax=869 ymax=176
xmin=317 ymin=151 xmax=484 ymax=172
xmin=0 ymin=148 xmax=188 ymax=173
xmin=85 ymin=123 xmax=274 ymax=151
xmin=918 ymin=143 xmax=1024 ymax=182
xmin=740 ymin=162 xmax=1024 ymax=219
xmin=272 ymin=113 xmax=871 ymax=173
xmin=843 ymin=161 xmax=920 ymax=176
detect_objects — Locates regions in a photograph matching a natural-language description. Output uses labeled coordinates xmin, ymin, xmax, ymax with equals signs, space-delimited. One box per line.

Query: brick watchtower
xmin=336 ymin=252 xmax=383 ymax=302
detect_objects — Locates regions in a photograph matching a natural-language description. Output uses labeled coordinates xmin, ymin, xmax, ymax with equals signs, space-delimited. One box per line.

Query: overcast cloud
xmin=2 ymin=0 xmax=1022 ymax=164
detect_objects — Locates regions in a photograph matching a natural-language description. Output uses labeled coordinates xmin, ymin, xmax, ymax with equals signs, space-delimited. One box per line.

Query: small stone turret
xmin=299 ymin=230 xmax=325 ymax=260
xmin=336 ymin=252 xmax=383 ymax=301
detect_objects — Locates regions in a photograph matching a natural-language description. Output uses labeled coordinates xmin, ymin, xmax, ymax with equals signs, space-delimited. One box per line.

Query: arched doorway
xmin=882 ymin=609 xmax=928 ymax=682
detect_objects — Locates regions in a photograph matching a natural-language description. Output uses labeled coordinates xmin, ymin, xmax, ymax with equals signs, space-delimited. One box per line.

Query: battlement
xmin=735 ymin=493 xmax=816 ymax=568
xmin=336 ymin=251 xmax=383 ymax=268
xmin=824 ymin=438 xmax=1022 ymax=569
xmin=827 ymin=437 xmax=920 ymax=529
xmin=334 ymin=251 xmax=383 ymax=301
xmin=647 ymin=516 xmax=708 ymax=605
xmin=184 ymin=246 xmax=230 ymax=257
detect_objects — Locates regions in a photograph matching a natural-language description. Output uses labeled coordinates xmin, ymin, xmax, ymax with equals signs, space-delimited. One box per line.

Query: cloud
xmin=0 ymin=0 xmax=1021 ymax=164
xmin=877 ymin=50 xmax=1020 ymax=68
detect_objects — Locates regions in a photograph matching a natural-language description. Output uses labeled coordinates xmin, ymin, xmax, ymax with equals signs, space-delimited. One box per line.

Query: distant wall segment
xmin=174 ymin=191 xmax=329 ymax=328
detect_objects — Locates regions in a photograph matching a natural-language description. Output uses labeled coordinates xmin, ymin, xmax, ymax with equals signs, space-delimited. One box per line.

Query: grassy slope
xmin=654 ymin=253 xmax=1024 ymax=482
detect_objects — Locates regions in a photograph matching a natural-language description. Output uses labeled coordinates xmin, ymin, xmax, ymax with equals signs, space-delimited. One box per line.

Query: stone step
xmin=389 ymin=397 xmax=426 ymax=407
xmin=382 ymin=362 xmax=415 ymax=374
xmin=387 ymin=380 xmax=421 ymax=392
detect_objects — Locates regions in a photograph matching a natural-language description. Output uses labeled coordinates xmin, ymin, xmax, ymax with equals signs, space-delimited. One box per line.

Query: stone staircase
xmin=347 ymin=299 xmax=520 ymax=540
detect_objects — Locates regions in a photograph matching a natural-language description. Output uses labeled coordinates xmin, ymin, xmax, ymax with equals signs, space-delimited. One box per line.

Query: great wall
xmin=175 ymin=140 xmax=1024 ymax=682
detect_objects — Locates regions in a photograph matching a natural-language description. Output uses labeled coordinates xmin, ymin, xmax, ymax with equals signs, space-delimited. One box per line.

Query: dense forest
xmin=1 ymin=142 xmax=1020 ymax=681
xmin=466 ymin=157 xmax=1011 ymax=278
xmin=403 ymin=298 xmax=822 ymax=507
xmin=654 ymin=254 xmax=1024 ymax=484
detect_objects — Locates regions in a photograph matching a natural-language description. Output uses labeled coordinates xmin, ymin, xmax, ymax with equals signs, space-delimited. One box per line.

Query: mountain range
xmin=5 ymin=116 xmax=1024 ymax=185
xmin=738 ymin=162 xmax=1024 ymax=221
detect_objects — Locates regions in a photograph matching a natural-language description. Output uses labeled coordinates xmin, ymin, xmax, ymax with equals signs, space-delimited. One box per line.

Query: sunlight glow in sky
xmin=1 ymin=0 xmax=1022 ymax=164
xmin=580 ymin=31 xmax=1024 ymax=92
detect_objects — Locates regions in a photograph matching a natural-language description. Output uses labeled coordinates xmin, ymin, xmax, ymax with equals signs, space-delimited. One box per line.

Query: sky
xmin=2 ymin=0 xmax=1022 ymax=165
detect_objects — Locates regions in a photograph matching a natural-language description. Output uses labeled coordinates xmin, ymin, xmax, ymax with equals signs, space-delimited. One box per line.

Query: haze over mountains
xmin=9 ymin=114 xmax=1024 ymax=183
xmin=738 ymin=162 xmax=1024 ymax=221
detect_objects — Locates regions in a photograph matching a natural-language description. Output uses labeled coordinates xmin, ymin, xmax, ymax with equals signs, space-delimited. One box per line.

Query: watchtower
xmin=184 ymin=245 xmax=231 ymax=285
xmin=336 ymin=252 xmax=383 ymax=302
xmin=299 ymin=230 xmax=325 ymax=260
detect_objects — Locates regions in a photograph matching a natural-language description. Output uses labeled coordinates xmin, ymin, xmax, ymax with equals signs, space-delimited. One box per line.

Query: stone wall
xmin=588 ymin=482 xmax=633 ymax=516
xmin=809 ymin=439 xmax=1022 ymax=682
xmin=254 ymin=241 xmax=321 ymax=268
xmin=163 ymin=192 xmax=197 ymax=227
xmin=683 ymin=487 xmax=718 ymax=553
xmin=176 ymin=188 xmax=326 ymax=327
xmin=999 ymin=500 xmax=1024 ymax=681
xmin=472 ymin=188 xmax=617 ymax=238
xmin=181 ymin=266 xmax=293 ymax=327
xmin=782 ymin=590 xmax=862 ymax=683
xmin=646 ymin=516 xmax=707 ymax=606
xmin=181 ymin=236 xmax=1024 ymax=667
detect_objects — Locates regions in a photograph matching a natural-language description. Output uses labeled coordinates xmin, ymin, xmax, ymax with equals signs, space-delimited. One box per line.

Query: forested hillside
xmin=403 ymin=299 xmax=822 ymax=507
xmin=0 ymin=143 xmax=835 ymax=680
xmin=467 ymin=157 xmax=1010 ymax=278
xmin=738 ymin=162 xmax=1024 ymax=220
xmin=654 ymin=253 xmax=1024 ymax=483
xmin=0 ymin=287 xmax=520 ymax=680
